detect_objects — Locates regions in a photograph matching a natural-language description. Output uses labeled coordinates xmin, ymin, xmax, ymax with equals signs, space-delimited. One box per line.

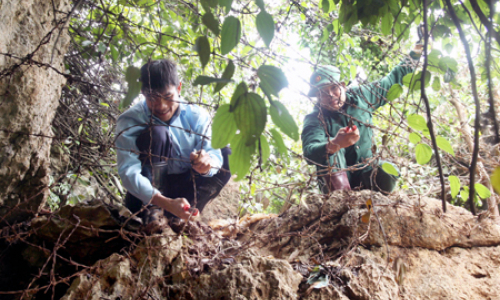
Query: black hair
xmin=140 ymin=59 xmax=180 ymax=92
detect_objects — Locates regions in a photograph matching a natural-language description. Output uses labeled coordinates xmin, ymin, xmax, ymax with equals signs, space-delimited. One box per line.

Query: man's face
xmin=318 ymin=83 xmax=346 ymax=111
xmin=143 ymin=83 xmax=182 ymax=122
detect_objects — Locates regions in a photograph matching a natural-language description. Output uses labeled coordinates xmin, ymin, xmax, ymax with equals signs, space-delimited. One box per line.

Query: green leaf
xmin=218 ymin=0 xmax=233 ymax=14
xmin=407 ymin=114 xmax=428 ymax=131
xmin=439 ymin=56 xmax=458 ymax=73
xmin=200 ymin=0 xmax=217 ymax=11
xmin=432 ymin=76 xmax=441 ymax=92
xmin=211 ymin=104 xmax=237 ymax=148
xmin=202 ymin=12 xmax=219 ymax=36
xmin=491 ymin=167 xmax=500 ymax=194
xmin=256 ymin=11 xmax=275 ymax=47
xmin=195 ymin=36 xmax=211 ymax=69
xmin=270 ymin=101 xmax=299 ymax=141
xmin=254 ymin=0 xmax=265 ymax=10
xmin=449 ymin=175 xmax=460 ymax=198
xmin=234 ymin=93 xmax=267 ymax=146
xmin=121 ymin=66 xmax=142 ymax=109
xmin=381 ymin=162 xmax=399 ymax=176
xmin=220 ymin=16 xmax=241 ymax=55
xmin=409 ymin=132 xmax=421 ymax=144
xmin=193 ymin=76 xmax=232 ymax=86
xmin=257 ymin=65 xmax=289 ymax=97
xmin=110 ymin=45 xmax=119 ymax=62
xmin=403 ymin=71 xmax=431 ymax=92
xmin=460 ymin=186 xmax=469 ymax=201
xmin=321 ymin=0 xmax=330 ymax=13
xmin=386 ymin=83 xmax=403 ymax=101
xmin=475 ymin=183 xmax=491 ymax=199
xmin=381 ymin=12 xmax=393 ymax=36
xmin=444 ymin=43 xmax=453 ymax=54
xmin=229 ymin=133 xmax=256 ymax=180
xmin=436 ymin=136 xmax=455 ymax=156
xmin=270 ymin=128 xmax=288 ymax=156
xmin=214 ymin=60 xmax=235 ymax=93
xmin=415 ymin=143 xmax=433 ymax=165
xmin=432 ymin=24 xmax=451 ymax=38
xmin=229 ymin=82 xmax=248 ymax=112
xmin=428 ymin=49 xmax=441 ymax=66
xmin=259 ymin=135 xmax=270 ymax=165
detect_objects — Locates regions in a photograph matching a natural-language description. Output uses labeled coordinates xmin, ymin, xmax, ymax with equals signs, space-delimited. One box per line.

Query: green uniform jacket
xmin=301 ymin=59 xmax=415 ymax=189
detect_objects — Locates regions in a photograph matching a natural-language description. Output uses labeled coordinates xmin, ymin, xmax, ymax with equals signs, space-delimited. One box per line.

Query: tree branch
xmin=421 ymin=0 xmax=447 ymax=212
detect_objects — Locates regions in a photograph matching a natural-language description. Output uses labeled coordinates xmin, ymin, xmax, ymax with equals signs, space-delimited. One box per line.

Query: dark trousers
xmin=124 ymin=125 xmax=231 ymax=217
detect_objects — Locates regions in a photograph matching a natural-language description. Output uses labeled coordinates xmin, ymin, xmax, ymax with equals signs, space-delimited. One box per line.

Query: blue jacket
xmin=115 ymin=99 xmax=222 ymax=204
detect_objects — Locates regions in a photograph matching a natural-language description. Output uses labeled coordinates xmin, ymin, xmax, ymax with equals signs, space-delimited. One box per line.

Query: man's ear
xmin=177 ymin=82 xmax=183 ymax=94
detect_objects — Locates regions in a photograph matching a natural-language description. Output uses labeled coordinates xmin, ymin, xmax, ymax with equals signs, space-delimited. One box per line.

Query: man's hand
xmin=327 ymin=126 xmax=360 ymax=153
xmin=151 ymin=193 xmax=192 ymax=220
xmin=190 ymin=149 xmax=212 ymax=175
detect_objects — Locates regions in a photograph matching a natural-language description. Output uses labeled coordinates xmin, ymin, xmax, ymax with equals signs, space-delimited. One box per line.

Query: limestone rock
xmin=5 ymin=191 xmax=500 ymax=300
xmin=0 ymin=0 xmax=71 ymax=225
xmin=193 ymin=256 xmax=303 ymax=300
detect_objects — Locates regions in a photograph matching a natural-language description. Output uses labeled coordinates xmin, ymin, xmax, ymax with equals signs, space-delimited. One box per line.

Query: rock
xmin=5 ymin=191 xmax=500 ymax=300
xmin=29 ymin=201 xmax=136 ymax=264
xmin=0 ymin=0 xmax=71 ymax=225
xmin=61 ymin=253 xmax=135 ymax=300
xmin=200 ymin=177 xmax=240 ymax=222
xmin=193 ymin=256 xmax=302 ymax=300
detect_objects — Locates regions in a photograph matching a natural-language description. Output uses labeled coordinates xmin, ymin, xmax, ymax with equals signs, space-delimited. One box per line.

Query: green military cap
xmin=308 ymin=66 xmax=341 ymax=97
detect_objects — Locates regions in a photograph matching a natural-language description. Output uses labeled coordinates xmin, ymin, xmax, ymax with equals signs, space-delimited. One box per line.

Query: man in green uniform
xmin=302 ymin=48 xmax=421 ymax=194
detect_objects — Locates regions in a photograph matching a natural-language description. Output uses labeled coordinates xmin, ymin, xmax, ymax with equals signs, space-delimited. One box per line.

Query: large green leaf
xmin=218 ymin=0 xmax=233 ymax=14
xmin=195 ymin=36 xmax=211 ymax=69
xmin=234 ymin=92 xmax=267 ymax=146
xmin=229 ymin=133 xmax=256 ymax=180
xmin=270 ymin=101 xmax=299 ymax=141
xmin=259 ymin=134 xmax=270 ymax=165
xmin=386 ymin=83 xmax=402 ymax=101
xmin=428 ymin=49 xmax=441 ymax=66
xmin=432 ymin=76 xmax=441 ymax=92
xmin=415 ymin=143 xmax=433 ymax=165
xmin=200 ymin=0 xmax=217 ymax=11
xmin=229 ymin=82 xmax=248 ymax=111
xmin=433 ymin=24 xmax=452 ymax=38
xmin=492 ymin=167 xmax=500 ymax=194
xmin=321 ymin=0 xmax=331 ymax=13
xmin=436 ymin=136 xmax=455 ymax=156
xmin=438 ymin=56 xmax=458 ymax=73
xmin=193 ymin=76 xmax=232 ymax=86
xmin=460 ymin=186 xmax=469 ymax=202
xmin=254 ymin=0 xmax=265 ymax=10
xmin=121 ymin=66 xmax=142 ymax=110
xmin=449 ymin=175 xmax=460 ymax=198
xmin=409 ymin=132 xmax=421 ymax=144
xmin=256 ymin=11 xmax=275 ymax=47
xmin=202 ymin=12 xmax=219 ymax=36
xmin=211 ymin=104 xmax=237 ymax=148
xmin=214 ymin=60 xmax=235 ymax=93
xmin=381 ymin=162 xmax=399 ymax=176
xmin=475 ymin=183 xmax=491 ymax=199
xmin=403 ymin=71 xmax=431 ymax=92
xmin=270 ymin=128 xmax=288 ymax=156
xmin=381 ymin=12 xmax=393 ymax=36
xmin=220 ymin=16 xmax=241 ymax=55
xmin=257 ymin=65 xmax=289 ymax=97
xmin=407 ymin=114 xmax=428 ymax=131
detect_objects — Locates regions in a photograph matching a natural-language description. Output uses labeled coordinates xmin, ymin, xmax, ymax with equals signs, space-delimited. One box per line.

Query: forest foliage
xmin=52 ymin=0 xmax=500 ymax=214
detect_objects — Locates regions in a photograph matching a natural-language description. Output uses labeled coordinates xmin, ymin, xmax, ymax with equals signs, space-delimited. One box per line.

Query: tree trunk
xmin=0 ymin=0 xmax=70 ymax=225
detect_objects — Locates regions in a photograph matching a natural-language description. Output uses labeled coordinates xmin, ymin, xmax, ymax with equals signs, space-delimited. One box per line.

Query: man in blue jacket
xmin=115 ymin=59 xmax=230 ymax=221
